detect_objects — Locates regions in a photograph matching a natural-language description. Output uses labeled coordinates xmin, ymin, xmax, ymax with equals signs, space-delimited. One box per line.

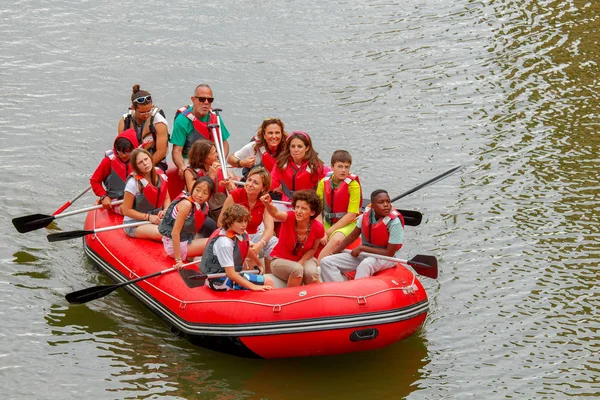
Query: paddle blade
xmin=65 ymin=285 xmax=119 ymax=304
xmin=397 ymin=209 xmax=423 ymax=227
xmin=12 ymin=214 xmax=55 ymax=233
xmin=408 ymin=255 xmax=438 ymax=279
xmin=47 ymin=229 xmax=93 ymax=242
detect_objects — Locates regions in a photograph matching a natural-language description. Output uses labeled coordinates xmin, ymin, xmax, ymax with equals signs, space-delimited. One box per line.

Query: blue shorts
xmin=208 ymin=273 xmax=265 ymax=291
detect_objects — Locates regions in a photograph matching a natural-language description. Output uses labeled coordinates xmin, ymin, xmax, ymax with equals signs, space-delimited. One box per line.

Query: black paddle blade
xmin=408 ymin=254 xmax=438 ymax=279
xmin=397 ymin=209 xmax=423 ymax=227
xmin=12 ymin=214 xmax=55 ymax=233
xmin=47 ymin=229 xmax=94 ymax=242
xmin=65 ymin=284 xmax=119 ymax=304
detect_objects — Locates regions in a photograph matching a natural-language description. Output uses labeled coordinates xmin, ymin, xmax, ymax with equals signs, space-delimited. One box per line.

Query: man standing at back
xmin=171 ymin=84 xmax=231 ymax=178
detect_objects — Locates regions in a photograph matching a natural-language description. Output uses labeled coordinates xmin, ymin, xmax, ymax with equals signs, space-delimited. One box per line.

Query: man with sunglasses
xmin=171 ymin=84 xmax=231 ymax=178
xmin=118 ymin=85 xmax=169 ymax=172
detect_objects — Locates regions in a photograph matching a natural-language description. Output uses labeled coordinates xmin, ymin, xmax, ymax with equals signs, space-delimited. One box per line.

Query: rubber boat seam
xmin=85 ymin=243 xmax=428 ymax=337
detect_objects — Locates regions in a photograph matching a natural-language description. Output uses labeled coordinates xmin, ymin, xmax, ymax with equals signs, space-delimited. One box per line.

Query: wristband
xmin=260 ymin=239 xmax=267 ymax=246
xmin=100 ymin=195 xmax=108 ymax=201
xmin=175 ymin=258 xmax=182 ymax=261
xmin=236 ymin=158 xmax=242 ymax=168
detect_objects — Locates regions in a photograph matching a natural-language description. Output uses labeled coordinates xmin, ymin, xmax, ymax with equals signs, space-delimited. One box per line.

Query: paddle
xmin=47 ymin=220 xmax=149 ymax=242
xmin=342 ymin=250 xmax=438 ymax=279
xmin=65 ymin=261 xmax=260 ymax=304
xmin=12 ymin=200 xmax=124 ymax=234
xmin=52 ymin=185 xmax=92 ymax=215
xmin=390 ymin=165 xmax=463 ymax=203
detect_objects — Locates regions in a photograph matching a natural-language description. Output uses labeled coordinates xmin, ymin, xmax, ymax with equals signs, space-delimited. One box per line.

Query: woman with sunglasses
xmin=118 ymin=84 xmax=169 ymax=171
xmin=171 ymin=84 xmax=232 ymax=178
xmin=270 ymin=131 xmax=328 ymax=203
xmin=227 ymin=118 xmax=288 ymax=181
xmin=260 ymin=190 xmax=324 ymax=287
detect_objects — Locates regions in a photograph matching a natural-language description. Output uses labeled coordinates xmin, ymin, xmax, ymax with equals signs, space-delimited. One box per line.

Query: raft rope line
xmin=91 ymin=210 xmax=419 ymax=310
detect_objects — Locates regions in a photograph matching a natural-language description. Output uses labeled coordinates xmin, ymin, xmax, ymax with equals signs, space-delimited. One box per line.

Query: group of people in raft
xmin=90 ymin=83 xmax=405 ymax=292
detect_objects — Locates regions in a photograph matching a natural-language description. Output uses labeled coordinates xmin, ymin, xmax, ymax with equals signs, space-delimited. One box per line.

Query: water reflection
xmin=45 ymin=299 xmax=429 ymax=399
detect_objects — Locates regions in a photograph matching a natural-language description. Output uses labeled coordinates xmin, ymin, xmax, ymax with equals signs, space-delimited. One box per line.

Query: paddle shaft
xmin=342 ymin=249 xmax=411 ymax=265
xmin=47 ymin=219 xmax=150 ymax=242
xmin=341 ymin=250 xmax=438 ymax=279
xmin=52 ymin=185 xmax=92 ymax=215
xmin=390 ymin=165 xmax=462 ymax=203
xmin=55 ymin=200 xmax=124 ymax=220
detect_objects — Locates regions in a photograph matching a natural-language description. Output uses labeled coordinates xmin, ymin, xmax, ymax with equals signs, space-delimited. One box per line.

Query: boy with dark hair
xmin=320 ymin=189 xmax=404 ymax=282
xmin=316 ymin=150 xmax=362 ymax=262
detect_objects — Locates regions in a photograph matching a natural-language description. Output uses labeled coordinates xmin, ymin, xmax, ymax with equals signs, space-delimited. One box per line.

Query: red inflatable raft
xmin=81 ymin=168 xmax=429 ymax=359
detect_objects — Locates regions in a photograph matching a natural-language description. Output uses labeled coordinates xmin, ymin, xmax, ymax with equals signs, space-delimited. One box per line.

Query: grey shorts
xmin=123 ymin=226 xmax=137 ymax=237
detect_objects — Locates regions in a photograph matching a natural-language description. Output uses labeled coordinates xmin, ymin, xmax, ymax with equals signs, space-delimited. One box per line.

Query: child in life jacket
xmin=90 ymin=128 xmax=139 ymax=214
xmin=121 ymin=149 xmax=170 ymax=241
xmin=320 ymin=189 xmax=404 ymax=282
xmin=158 ymin=176 xmax=214 ymax=268
xmin=200 ymin=204 xmax=275 ymax=291
xmin=316 ymin=150 xmax=362 ymax=262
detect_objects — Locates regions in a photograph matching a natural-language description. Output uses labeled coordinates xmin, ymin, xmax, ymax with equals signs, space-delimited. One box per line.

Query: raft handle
xmin=350 ymin=328 xmax=379 ymax=342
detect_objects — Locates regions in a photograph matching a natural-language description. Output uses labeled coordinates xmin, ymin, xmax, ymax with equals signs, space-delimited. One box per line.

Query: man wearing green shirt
xmin=171 ymin=84 xmax=231 ymax=178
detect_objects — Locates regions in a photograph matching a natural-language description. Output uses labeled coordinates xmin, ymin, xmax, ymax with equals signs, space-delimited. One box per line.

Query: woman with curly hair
xmin=260 ymin=190 xmax=325 ymax=287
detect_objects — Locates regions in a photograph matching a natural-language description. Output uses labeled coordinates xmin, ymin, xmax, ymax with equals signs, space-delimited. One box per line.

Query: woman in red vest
xmin=270 ymin=131 xmax=328 ymax=203
xmin=227 ymin=118 xmax=288 ymax=180
xmin=121 ymin=149 xmax=171 ymax=241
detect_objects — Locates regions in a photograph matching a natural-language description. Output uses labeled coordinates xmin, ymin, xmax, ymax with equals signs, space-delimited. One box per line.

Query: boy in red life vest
xmin=200 ymin=204 xmax=275 ymax=291
xmin=90 ymin=128 xmax=139 ymax=214
xmin=316 ymin=150 xmax=362 ymax=262
xmin=320 ymin=189 xmax=404 ymax=282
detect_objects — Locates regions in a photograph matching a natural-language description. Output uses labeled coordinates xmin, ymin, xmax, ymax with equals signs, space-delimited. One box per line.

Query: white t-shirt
xmin=123 ymin=178 xmax=140 ymax=224
xmin=213 ymin=236 xmax=236 ymax=268
xmin=233 ymin=141 xmax=263 ymax=166
xmin=152 ymin=111 xmax=169 ymax=129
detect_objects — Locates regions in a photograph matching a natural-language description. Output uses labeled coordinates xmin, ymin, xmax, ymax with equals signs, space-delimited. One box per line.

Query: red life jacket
xmin=322 ymin=172 xmax=362 ymax=224
xmin=230 ymin=188 xmax=265 ymax=235
xmin=252 ymin=135 xmax=278 ymax=172
xmin=279 ymin=159 xmax=322 ymax=199
xmin=186 ymin=166 xmax=228 ymax=194
xmin=132 ymin=169 xmax=169 ymax=214
xmin=361 ymin=208 xmax=404 ymax=250
xmin=103 ymin=151 xmax=130 ymax=199
xmin=175 ymin=107 xmax=219 ymax=156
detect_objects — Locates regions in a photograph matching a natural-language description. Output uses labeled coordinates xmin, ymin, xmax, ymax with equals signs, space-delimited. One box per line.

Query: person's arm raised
xmin=259 ymin=194 xmax=288 ymax=222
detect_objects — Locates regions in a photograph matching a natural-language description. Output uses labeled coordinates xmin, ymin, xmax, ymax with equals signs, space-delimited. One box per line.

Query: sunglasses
xmin=194 ymin=96 xmax=214 ymax=103
xmin=117 ymin=149 xmax=133 ymax=156
xmin=133 ymin=95 xmax=152 ymax=104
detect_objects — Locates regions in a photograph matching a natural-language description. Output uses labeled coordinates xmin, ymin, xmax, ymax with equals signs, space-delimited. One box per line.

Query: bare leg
xmin=318 ymin=231 xmax=346 ymax=263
